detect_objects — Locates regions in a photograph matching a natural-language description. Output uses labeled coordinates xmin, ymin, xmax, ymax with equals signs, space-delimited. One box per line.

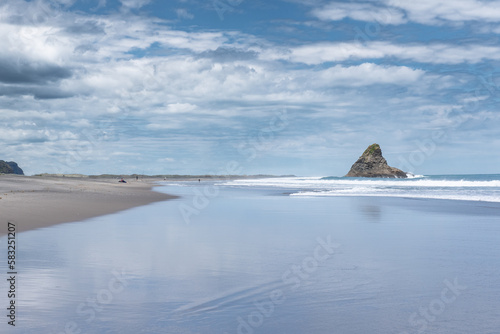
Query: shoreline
xmin=0 ymin=175 xmax=177 ymax=236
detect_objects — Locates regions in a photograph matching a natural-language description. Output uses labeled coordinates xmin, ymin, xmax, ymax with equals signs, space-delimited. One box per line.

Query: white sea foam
xmin=220 ymin=176 xmax=500 ymax=203
xmin=406 ymin=173 xmax=425 ymax=179
xmin=222 ymin=177 xmax=500 ymax=188
xmin=290 ymin=190 xmax=500 ymax=203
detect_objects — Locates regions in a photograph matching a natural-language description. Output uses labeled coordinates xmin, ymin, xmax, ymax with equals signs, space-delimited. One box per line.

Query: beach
xmin=0 ymin=175 xmax=176 ymax=235
xmin=1 ymin=176 xmax=500 ymax=333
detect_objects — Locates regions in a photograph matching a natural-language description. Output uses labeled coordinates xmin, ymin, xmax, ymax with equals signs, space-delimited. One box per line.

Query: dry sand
xmin=0 ymin=175 xmax=176 ymax=236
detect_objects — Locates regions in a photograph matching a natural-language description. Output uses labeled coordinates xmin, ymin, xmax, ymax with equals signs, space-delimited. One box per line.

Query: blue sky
xmin=1 ymin=0 xmax=500 ymax=176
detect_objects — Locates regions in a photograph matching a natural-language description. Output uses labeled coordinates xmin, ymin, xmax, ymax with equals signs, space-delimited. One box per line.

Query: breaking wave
xmin=220 ymin=175 xmax=500 ymax=203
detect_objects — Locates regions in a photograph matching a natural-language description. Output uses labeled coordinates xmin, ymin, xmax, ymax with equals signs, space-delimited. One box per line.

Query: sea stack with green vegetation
xmin=0 ymin=160 xmax=24 ymax=175
xmin=345 ymin=144 xmax=407 ymax=178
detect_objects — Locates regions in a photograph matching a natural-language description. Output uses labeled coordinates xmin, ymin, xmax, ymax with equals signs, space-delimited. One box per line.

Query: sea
xmin=1 ymin=174 xmax=500 ymax=333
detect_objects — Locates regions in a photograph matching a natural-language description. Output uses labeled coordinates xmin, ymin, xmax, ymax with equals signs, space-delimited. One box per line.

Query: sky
xmin=1 ymin=0 xmax=500 ymax=176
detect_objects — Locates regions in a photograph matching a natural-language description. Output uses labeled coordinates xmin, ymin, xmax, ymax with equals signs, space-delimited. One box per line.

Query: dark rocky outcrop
xmin=345 ymin=144 xmax=407 ymax=178
xmin=0 ymin=160 xmax=24 ymax=175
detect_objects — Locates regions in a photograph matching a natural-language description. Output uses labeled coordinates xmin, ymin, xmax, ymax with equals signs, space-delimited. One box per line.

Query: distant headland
xmin=0 ymin=160 xmax=24 ymax=175
xmin=345 ymin=144 xmax=407 ymax=178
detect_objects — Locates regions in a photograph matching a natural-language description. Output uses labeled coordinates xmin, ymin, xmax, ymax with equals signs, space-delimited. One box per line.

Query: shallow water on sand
xmin=1 ymin=181 xmax=500 ymax=333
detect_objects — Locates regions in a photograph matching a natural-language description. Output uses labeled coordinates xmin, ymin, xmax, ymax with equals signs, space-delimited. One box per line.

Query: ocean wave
xmin=219 ymin=175 xmax=500 ymax=203
xmin=221 ymin=177 xmax=500 ymax=188
xmin=290 ymin=190 xmax=500 ymax=203
xmin=406 ymin=173 xmax=425 ymax=179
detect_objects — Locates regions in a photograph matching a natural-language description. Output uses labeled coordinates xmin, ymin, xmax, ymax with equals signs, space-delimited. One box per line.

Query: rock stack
xmin=345 ymin=144 xmax=407 ymax=178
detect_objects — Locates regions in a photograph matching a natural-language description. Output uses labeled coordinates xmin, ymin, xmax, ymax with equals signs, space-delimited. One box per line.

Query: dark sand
xmin=0 ymin=175 xmax=176 ymax=235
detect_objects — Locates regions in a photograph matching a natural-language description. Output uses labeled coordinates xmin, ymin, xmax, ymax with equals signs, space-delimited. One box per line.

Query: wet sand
xmin=0 ymin=175 xmax=176 ymax=235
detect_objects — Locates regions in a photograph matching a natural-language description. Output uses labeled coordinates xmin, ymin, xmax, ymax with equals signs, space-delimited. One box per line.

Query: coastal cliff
xmin=0 ymin=160 xmax=24 ymax=175
xmin=345 ymin=144 xmax=407 ymax=178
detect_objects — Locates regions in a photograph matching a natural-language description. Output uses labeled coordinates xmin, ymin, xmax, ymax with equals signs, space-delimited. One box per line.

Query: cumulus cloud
xmin=0 ymin=0 xmax=497 ymax=175
xmin=0 ymin=58 xmax=72 ymax=84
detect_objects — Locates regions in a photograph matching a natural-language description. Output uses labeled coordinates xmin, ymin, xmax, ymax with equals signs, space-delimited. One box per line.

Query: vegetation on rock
xmin=345 ymin=144 xmax=407 ymax=178
xmin=0 ymin=160 xmax=24 ymax=175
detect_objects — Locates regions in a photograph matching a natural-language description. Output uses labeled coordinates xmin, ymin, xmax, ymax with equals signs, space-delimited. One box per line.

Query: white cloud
xmin=267 ymin=41 xmax=500 ymax=65
xmin=158 ymin=157 xmax=175 ymax=163
xmin=0 ymin=109 xmax=66 ymax=120
xmin=315 ymin=63 xmax=425 ymax=86
xmin=154 ymin=103 xmax=198 ymax=114
xmin=1 ymin=0 xmax=498 ymax=175
xmin=120 ymin=0 xmax=151 ymax=9
xmin=388 ymin=0 xmax=500 ymax=25
xmin=311 ymin=2 xmax=406 ymax=25
xmin=0 ymin=128 xmax=76 ymax=142
xmin=312 ymin=0 xmax=500 ymax=26
xmin=176 ymin=8 xmax=194 ymax=20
